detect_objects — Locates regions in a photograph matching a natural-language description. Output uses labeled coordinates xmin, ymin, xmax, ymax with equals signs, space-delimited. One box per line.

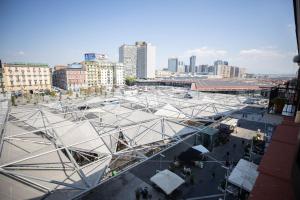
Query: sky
xmin=0 ymin=0 xmax=298 ymax=74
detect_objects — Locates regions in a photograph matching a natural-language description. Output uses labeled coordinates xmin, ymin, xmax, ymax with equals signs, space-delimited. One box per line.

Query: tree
xmin=67 ymin=89 xmax=73 ymax=96
xmin=125 ymin=76 xmax=136 ymax=86
xmin=271 ymin=97 xmax=286 ymax=113
xmin=49 ymin=91 xmax=56 ymax=97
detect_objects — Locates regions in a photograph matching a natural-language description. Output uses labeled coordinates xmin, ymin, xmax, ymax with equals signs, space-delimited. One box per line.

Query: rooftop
xmin=5 ymin=62 xmax=49 ymax=67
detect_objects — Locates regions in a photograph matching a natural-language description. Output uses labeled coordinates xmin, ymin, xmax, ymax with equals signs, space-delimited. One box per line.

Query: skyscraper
xmin=168 ymin=58 xmax=178 ymax=72
xmin=189 ymin=56 xmax=196 ymax=74
xmin=119 ymin=44 xmax=137 ymax=77
xmin=177 ymin=60 xmax=185 ymax=73
xmin=136 ymin=41 xmax=156 ymax=79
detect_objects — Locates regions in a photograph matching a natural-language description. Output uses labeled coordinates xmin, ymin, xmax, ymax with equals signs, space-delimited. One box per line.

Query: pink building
xmin=53 ymin=63 xmax=87 ymax=91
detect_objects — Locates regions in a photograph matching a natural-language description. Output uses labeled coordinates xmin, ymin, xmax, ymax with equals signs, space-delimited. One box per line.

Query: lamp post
xmin=0 ymin=60 xmax=5 ymax=96
xmin=221 ymin=165 xmax=230 ymax=200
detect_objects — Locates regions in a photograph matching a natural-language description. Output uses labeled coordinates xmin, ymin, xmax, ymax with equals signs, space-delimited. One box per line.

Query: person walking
xmin=211 ymin=172 xmax=216 ymax=179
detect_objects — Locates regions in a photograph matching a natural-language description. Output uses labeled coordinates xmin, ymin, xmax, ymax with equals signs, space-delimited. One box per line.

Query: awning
xmin=150 ymin=169 xmax=185 ymax=195
xmin=192 ymin=144 xmax=209 ymax=153
xmin=228 ymin=159 xmax=258 ymax=192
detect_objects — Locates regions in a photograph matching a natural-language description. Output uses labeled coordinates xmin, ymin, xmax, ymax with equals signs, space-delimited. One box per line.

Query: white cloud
xmin=239 ymin=48 xmax=284 ymax=59
xmin=181 ymin=47 xmax=228 ymax=64
xmin=235 ymin=47 xmax=297 ymax=74
xmin=173 ymin=46 xmax=297 ymax=74
xmin=18 ymin=51 xmax=25 ymax=55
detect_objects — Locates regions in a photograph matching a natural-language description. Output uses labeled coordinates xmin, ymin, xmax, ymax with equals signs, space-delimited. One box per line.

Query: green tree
xmin=67 ymin=89 xmax=73 ymax=96
xmin=125 ymin=76 xmax=136 ymax=86
xmin=49 ymin=91 xmax=56 ymax=97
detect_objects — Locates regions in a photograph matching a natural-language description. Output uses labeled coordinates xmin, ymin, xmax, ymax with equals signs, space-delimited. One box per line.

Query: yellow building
xmin=1 ymin=63 xmax=52 ymax=93
xmin=83 ymin=60 xmax=124 ymax=89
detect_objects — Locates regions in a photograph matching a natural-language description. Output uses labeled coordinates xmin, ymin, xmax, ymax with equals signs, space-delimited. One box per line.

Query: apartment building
xmin=1 ymin=62 xmax=51 ymax=93
xmin=52 ymin=63 xmax=87 ymax=91
xmin=83 ymin=59 xmax=124 ymax=89
xmin=119 ymin=44 xmax=137 ymax=77
xmin=136 ymin=41 xmax=156 ymax=79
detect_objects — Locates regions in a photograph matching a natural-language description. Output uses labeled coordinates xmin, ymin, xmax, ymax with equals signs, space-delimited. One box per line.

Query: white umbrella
xmin=150 ymin=169 xmax=185 ymax=195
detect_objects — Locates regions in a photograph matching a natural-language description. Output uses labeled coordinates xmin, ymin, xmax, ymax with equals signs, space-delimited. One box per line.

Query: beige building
xmin=155 ymin=70 xmax=174 ymax=78
xmin=216 ymin=64 xmax=231 ymax=78
xmin=1 ymin=63 xmax=51 ymax=93
xmin=83 ymin=59 xmax=124 ymax=89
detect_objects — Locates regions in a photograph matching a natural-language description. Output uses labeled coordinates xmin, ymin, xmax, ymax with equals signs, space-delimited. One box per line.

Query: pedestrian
xmin=142 ymin=187 xmax=148 ymax=199
xmin=233 ymin=143 xmax=236 ymax=149
xmin=225 ymin=160 xmax=230 ymax=167
xmin=212 ymin=172 xmax=215 ymax=179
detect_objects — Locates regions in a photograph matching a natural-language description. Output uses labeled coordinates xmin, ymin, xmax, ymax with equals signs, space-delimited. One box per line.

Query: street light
xmin=221 ymin=165 xmax=230 ymax=200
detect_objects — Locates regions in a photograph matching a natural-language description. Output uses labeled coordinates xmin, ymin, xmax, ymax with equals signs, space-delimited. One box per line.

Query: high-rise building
xmin=119 ymin=44 xmax=137 ymax=77
xmin=227 ymin=66 xmax=246 ymax=78
xmin=199 ymin=65 xmax=208 ymax=74
xmin=214 ymin=60 xmax=230 ymax=76
xmin=185 ymin=65 xmax=190 ymax=73
xmin=214 ymin=60 xmax=228 ymax=66
xmin=239 ymin=68 xmax=246 ymax=78
xmin=136 ymin=41 xmax=156 ymax=79
xmin=189 ymin=56 xmax=196 ymax=74
xmin=168 ymin=58 xmax=178 ymax=72
xmin=177 ymin=61 xmax=185 ymax=73
xmin=230 ymin=66 xmax=235 ymax=78
xmin=52 ymin=63 xmax=87 ymax=92
xmin=216 ymin=64 xmax=231 ymax=78
xmin=1 ymin=63 xmax=51 ymax=93
xmin=207 ymin=66 xmax=215 ymax=74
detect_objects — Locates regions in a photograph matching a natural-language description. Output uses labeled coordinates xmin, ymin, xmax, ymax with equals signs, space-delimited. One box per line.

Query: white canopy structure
xmin=0 ymin=88 xmax=252 ymax=199
xmin=154 ymin=104 xmax=186 ymax=119
xmin=150 ymin=169 xmax=185 ymax=195
xmin=228 ymin=159 xmax=258 ymax=192
xmin=192 ymin=144 xmax=209 ymax=153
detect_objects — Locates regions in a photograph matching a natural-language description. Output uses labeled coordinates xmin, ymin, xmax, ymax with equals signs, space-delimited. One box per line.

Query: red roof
xmin=272 ymin=125 xmax=300 ymax=145
xmin=249 ymin=173 xmax=295 ymax=200
xmin=258 ymin=140 xmax=298 ymax=181
xmin=249 ymin=118 xmax=299 ymax=200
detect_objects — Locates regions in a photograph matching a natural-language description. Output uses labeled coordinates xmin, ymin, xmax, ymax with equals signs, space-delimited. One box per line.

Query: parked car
xmin=184 ymin=93 xmax=193 ymax=99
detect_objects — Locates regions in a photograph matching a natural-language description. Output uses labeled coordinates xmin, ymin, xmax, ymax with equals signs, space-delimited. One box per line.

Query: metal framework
xmin=0 ymin=87 xmax=250 ymax=199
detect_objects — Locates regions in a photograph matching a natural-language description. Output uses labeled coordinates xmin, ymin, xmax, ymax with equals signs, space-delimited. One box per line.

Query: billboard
xmin=84 ymin=53 xmax=107 ymax=61
xmin=84 ymin=53 xmax=96 ymax=61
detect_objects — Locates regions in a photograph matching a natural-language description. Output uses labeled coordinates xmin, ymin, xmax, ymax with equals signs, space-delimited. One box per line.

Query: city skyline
xmin=0 ymin=0 xmax=298 ymax=74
